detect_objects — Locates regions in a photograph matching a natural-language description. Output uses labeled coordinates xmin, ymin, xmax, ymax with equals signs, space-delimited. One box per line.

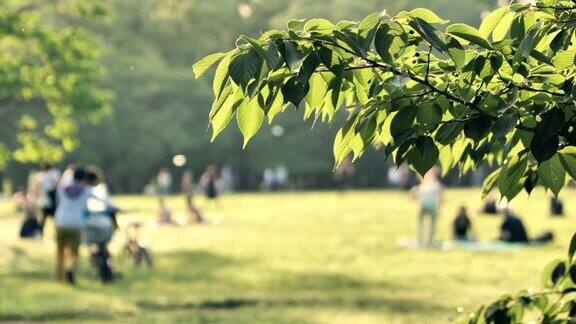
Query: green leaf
xmin=228 ymin=49 xmax=263 ymax=89
xmin=237 ymin=96 xmax=265 ymax=148
xmin=303 ymin=18 xmax=334 ymax=33
xmin=479 ymin=7 xmax=510 ymax=39
xmin=559 ymin=147 xmax=576 ymax=181
xmin=409 ymin=8 xmax=448 ymax=24
xmin=446 ymin=23 xmax=493 ymax=49
xmin=416 ymin=104 xmax=442 ymax=132
xmin=491 ymin=114 xmax=517 ymax=138
xmin=482 ymin=168 xmax=500 ymax=198
xmin=211 ymin=88 xmax=243 ymax=141
xmin=209 ymin=85 xmax=233 ymax=120
xmin=334 ymin=118 xmax=357 ymax=165
xmin=498 ymin=154 xmax=528 ymax=200
xmin=277 ymin=40 xmax=305 ymax=71
xmin=241 ymin=36 xmax=281 ymax=70
xmin=193 ymin=52 xmax=225 ymax=79
xmin=281 ymin=76 xmax=309 ymax=108
xmin=305 ymin=73 xmax=328 ymax=109
xmin=213 ymin=52 xmax=233 ymax=97
xmin=464 ymin=115 xmax=492 ymax=143
xmin=541 ymin=259 xmax=565 ymax=288
xmin=569 ymin=233 xmax=576 ymax=262
xmin=410 ymin=18 xmax=446 ymax=53
xmin=554 ymin=49 xmax=576 ymax=69
xmin=287 ymin=18 xmax=306 ymax=29
xmin=446 ymin=36 xmax=465 ymax=70
xmin=390 ymin=105 xmax=417 ymax=138
xmin=436 ymin=122 xmax=463 ymax=145
xmin=374 ymin=21 xmax=406 ymax=66
xmin=406 ymin=136 xmax=439 ymax=176
xmin=524 ymin=169 xmax=539 ymax=195
xmin=267 ymin=91 xmax=287 ymax=123
xmin=531 ymin=108 xmax=564 ymax=162
xmin=297 ymin=53 xmax=321 ymax=85
xmin=358 ymin=12 xmax=382 ymax=48
xmin=518 ymin=23 xmax=542 ymax=59
xmin=492 ymin=11 xmax=516 ymax=42
xmin=538 ymin=154 xmax=565 ymax=196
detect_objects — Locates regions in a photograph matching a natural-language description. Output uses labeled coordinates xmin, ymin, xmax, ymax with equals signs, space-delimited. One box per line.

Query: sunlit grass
xmin=1 ymin=189 xmax=575 ymax=323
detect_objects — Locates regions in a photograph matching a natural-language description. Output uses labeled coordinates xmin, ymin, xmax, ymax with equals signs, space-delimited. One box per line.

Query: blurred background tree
xmin=1 ymin=0 xmax=500 ymax=192
xmin=0 ymin=0 xmax=111 ymax=173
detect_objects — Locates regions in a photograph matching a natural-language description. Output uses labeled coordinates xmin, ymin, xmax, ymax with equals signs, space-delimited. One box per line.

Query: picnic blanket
xmin=398 ymin=238 xmax=536 ymax=251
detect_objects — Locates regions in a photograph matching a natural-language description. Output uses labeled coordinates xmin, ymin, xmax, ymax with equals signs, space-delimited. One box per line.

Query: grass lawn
xmin=1 ymin=188 xmax=575 ymax=323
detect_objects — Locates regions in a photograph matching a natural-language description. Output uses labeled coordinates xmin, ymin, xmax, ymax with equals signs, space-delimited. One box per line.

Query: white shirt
xmin=55 ymin=185 xmax=93 ymax=229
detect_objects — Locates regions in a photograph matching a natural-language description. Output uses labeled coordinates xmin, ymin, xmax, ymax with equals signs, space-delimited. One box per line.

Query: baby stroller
xmin=121 ymin=221 xmax=153 ymax=267
xmin=83 ymin=209 xmax=118 ymax=283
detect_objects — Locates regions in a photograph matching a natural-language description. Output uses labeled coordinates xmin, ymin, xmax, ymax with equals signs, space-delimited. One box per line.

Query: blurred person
xmin=13 ymin=187 xmax=41 ymax=239
xmin=411 ymin=167 xmax=443 ymax=247
xmin=334 ymin=155 xmax=356 ymax=192
xmin=480 ymin=193 xmax=498 ymax=215
xmin=58 ymin=164 xmax=76 ymax=188
xmin=387 ymin=167 xmax=402 ymax=188
xmin=54 ymin=167 xmax=90 ymax=284
xmin=261 ymin=168 xmax=275 ymax=191
xmin=84 ymin=166 xmax=119 ymax=283
xmin=275 ymin=165 xmax=289 ymax=190
xmin=550 ymin=197 xmax=564 ymax=217
xmin=499 ymin=208 xmax=554 ymax=244
xmin=398 ymin=164 xmax=413 ymax=190
xmin=37 ymin=163 xmax=61 ymax=234
xmin=54 ymin=166 xmax=109 ymax=284
xmin=157 ymin=197 xmax=174 ymax=224
xmin=156 ymin=167 xmax=172 ymax=196
xmin=182 ymin=170 xmax=204 ymax=223
xmin=452 ymin=206 xmax=474 ymax=241
xmin=220 ymin=165 xmax=235 ymax=192
xmin=201 ymin=164 xmax=220 ymax=202
xmin=499 ymin=208 xmax=529 ymax=243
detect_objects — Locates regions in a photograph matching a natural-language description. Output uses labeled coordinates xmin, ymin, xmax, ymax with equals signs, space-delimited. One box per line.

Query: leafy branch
xmin=194 ymin=0 xmax=576 ymax=201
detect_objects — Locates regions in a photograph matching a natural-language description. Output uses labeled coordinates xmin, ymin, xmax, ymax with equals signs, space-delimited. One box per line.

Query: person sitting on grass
xmin=499 ymin=208 xmax=530 ymax=243
xmin=452 ymin=206 xmax=474 ymax=241
xmin=550 ymin=197 xmax=564 ymax=217
xmin=481 ymin=193 xmax=498 ymax=215
xmin=499 ymin=208 xmax=555 ymax=244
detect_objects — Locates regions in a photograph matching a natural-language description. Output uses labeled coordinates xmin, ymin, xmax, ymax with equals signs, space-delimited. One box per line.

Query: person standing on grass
xmin=54 ymin=167 xmax=93 ymax=284
xmin=156 ymin=167 xmax=172 ymax=196
xmin=182 ymin=170 xmax=204 ymax=223
xmin=201 ymin=164 xmax=220 ymax=202
xmin=411 ymin=167 xmax=443 ymax=247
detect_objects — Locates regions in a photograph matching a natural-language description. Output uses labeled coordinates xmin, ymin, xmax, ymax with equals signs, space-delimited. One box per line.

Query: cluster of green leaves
xmin=453 ymin=232 xmax=576 ymax=323
xmin=195 ymin=0 xmax=576 ymax=200
xmin=0 ymin=0 xmax=111 ymax=165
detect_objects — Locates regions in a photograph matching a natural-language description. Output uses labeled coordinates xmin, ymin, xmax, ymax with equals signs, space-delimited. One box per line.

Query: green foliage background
xmin=1 ymin=0 xmax=497 ymax=191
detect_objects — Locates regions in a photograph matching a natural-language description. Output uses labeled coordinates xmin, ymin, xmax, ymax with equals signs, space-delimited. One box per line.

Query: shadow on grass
xmin=1 ymin=249 xmax=444 ymax=321
xmin=136 ymin=294 xmax=445 ymax=314
xmin=0 ymin=310 xmax=113 ymax=322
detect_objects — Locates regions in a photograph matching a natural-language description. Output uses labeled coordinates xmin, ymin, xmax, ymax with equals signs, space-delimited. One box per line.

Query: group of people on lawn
xmin=412 ymin=167 xmax=556 ymax=248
